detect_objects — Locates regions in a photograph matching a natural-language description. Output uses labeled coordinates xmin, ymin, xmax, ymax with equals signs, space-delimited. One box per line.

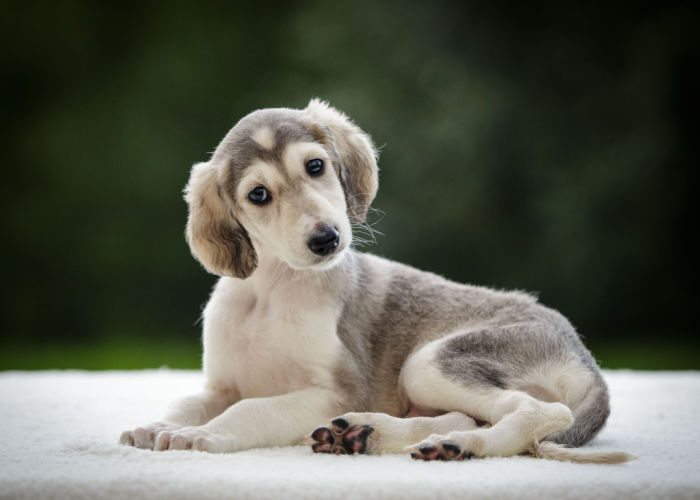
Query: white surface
xmin=0 ymin=369 xmax=698 ymax=500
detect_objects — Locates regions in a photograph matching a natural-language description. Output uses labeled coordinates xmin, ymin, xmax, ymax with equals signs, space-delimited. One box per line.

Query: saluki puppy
xmin=120 ymin=100 xmax=631 ymax=463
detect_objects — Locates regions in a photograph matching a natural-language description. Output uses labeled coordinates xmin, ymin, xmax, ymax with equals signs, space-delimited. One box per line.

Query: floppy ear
xmin=305 ymin=99 xmax=379 ymax=222
xmin=183 ymin=161 xmax=257 ymax=278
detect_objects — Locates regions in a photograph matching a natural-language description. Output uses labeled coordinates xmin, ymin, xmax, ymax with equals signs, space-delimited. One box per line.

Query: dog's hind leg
xmin=400 ymin=331 xmax=576 ymax=460
xmin=405 ymin=396 xmax=573 ymax=461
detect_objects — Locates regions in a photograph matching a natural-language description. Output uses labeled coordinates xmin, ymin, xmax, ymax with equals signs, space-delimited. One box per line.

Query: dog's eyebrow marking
xmin=251 ymin=127 xmax=276 ymax=150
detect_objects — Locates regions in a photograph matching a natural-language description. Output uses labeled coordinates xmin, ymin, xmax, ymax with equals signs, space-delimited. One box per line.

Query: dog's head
xmin=184 ymin=99 xmax=379 ymax=278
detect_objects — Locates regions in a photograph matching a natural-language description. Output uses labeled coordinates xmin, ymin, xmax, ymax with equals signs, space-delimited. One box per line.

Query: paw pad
xmin=410 ymin=442 xmax=475 ymax=461
xmin=331 ymin=418 xmax=349 ymax=432
xmin=309 ymin=421 xmax=374 ymax=455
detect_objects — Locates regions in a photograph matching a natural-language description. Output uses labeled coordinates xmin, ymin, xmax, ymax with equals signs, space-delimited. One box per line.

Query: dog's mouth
xmin=291 ymin=236 xmax=347 ymax=271
xmin=307 ymin=245 xmax=347 ymax=270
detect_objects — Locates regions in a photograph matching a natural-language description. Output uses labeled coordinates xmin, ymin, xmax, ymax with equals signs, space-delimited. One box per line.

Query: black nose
xmin=307 ymin=226 xmax=340 ymax=256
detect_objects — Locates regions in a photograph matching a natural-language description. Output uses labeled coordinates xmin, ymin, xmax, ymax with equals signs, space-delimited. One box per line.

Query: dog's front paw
xmin=309 ymin=415 xmax=374 ymax=455
xmin=406 ymin=432 xmax=478 ymax=461
xmin=153 ymin=426 xmax=238 ymax=453
xmin=120 ymin=421 xmax=177 ymax=449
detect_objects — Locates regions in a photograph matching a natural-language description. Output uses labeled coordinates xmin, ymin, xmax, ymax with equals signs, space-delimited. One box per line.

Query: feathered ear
xmin=304 ymin=99 xmax=379 ymax=222
xmin=183 ymin=161 xmax=257 ymax=278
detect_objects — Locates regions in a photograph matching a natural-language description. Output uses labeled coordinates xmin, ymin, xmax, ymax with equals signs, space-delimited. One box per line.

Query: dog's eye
xmin=306 ymin=159 xmax=324 ymax=177
xmin=248 ymin=186 xmax=270 ymax=205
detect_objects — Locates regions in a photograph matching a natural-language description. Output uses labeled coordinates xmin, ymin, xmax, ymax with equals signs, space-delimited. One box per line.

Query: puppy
xmin=120 ymin=99 xmax=632 ymax=463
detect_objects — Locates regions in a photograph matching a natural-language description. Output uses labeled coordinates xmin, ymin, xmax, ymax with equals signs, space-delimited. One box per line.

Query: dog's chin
xmin=288 ymin=246 xmax=348 ymax=272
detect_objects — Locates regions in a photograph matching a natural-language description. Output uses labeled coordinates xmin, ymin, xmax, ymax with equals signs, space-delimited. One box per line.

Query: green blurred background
xmin=1 ymin=1 xmax=697 ymax=370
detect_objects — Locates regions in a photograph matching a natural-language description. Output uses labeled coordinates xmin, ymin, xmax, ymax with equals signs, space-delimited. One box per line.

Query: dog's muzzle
xmin=307 ymin=225 xmax=340 ymax=256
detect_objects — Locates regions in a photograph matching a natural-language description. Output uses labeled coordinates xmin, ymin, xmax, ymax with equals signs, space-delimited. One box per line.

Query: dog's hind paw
xmin=406 ymin=433 xmax=476 ymax=461
xmin=309 ymin=417 xmax=374 ymax=455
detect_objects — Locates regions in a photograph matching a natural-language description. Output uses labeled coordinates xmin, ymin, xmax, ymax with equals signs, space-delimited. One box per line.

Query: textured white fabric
xmin=0 ymin=369 xmax=698 ymax=499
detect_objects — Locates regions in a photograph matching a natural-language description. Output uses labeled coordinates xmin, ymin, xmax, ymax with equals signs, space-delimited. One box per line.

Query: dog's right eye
xmin=306 ymin=158 xmax=324 ymax=177
xmin=248 ymin=186 xmax=271 ymax=205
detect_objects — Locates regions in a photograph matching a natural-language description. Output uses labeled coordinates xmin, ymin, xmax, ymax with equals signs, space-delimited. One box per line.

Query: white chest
xmin=201 ymin=276 xmax=342 ymax=398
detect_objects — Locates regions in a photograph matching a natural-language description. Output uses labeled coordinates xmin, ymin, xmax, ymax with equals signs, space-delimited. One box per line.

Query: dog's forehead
xmin=215 ymin=109 xmax=318 ymax=175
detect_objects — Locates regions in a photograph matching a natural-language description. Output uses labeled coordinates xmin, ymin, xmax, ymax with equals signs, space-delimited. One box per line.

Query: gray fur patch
xmin=213 ymin=108 xmax=319 ymax=195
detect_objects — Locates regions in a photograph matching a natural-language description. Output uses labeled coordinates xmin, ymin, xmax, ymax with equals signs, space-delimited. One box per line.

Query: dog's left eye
xmin=306 ymin=159 xmax=324 ymax=177
xmin=248 ymin=186 xmax=270 ymax=205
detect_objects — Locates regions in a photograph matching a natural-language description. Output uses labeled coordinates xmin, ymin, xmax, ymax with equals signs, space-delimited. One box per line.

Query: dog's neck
xmin=245 ymin=250 xmax=352 ymax=297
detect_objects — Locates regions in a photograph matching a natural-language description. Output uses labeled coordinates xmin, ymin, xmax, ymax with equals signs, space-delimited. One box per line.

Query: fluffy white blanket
xmin=0 ymin=369 xmax=698 ymax=499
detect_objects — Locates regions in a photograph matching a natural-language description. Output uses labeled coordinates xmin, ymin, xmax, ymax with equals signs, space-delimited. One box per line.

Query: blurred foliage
xmin=1 ymin=1 xmax=697 ymax=369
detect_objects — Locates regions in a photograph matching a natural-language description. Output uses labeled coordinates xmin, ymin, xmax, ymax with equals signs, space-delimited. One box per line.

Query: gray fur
xmin=327 ymin=251 xmax=611 ymax=448
xmin=216 ymin=109 xmax=317 ymax=190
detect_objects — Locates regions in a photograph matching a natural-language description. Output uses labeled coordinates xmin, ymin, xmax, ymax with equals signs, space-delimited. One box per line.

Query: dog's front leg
xmin=156 ymin=387 xmax=339 ymax=453
xmin=120 ymin=388 xmax=239 ymax=449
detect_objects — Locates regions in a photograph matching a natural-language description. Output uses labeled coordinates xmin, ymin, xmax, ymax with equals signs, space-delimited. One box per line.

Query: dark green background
xmin=2 ymin=2 xmax=697 ymax=370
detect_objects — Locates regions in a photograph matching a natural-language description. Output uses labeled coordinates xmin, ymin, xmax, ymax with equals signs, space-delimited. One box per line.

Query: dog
xmin=120 ymin=99 xmax=632 ymax=463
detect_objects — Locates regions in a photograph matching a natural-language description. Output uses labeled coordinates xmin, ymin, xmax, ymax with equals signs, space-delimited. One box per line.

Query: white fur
xmin=251 ymin=127 xmax=276 ymax=150
xmin=121 ymin=256 xmax=348 ymax=453
xmin=235 ymin=143 xmax=351 ymax=270
xmin=202 ymin=260 xmax=344 ymax=398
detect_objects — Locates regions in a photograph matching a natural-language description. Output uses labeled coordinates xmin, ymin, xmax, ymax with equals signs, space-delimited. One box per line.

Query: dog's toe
xmin=310 ymin=426 xmax=334 ymax=444
xmin=441 ymin=443 xmax=462 ymax=459
xmin=119 ymin=430 xmax=134 ymax=446
xmin=418 ymin=445 xmax=442 ymax=461
xmin=331 ymin=418 xmax=350 ymax=433
xmin=154 ymin=430 xmax=173 ymax=451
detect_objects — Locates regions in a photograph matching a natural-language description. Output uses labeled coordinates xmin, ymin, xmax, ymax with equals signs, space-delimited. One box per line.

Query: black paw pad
xmin=309 ymin=420 xmax=374 ymax=455
xmin=413 ymin=443 xmax=475 ymax=461
xmin=442 ymin=443 xmax=461 ymax=459
xmin=419 ymin=446 xmax=442 ymax=460
xmin=331 ymin=418 xmax=349 ymax=432
xmin=341 ymin=425 xmax=373 ymax=454
xmin=311 ymin=427 xmax=333 ymax=444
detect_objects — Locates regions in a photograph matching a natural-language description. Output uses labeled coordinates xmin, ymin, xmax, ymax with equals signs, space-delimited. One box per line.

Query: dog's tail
xmin=525 ymin=370 xmax=635 ymax=464
xmin=528 ymin=440 xmax=636 ymax=464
